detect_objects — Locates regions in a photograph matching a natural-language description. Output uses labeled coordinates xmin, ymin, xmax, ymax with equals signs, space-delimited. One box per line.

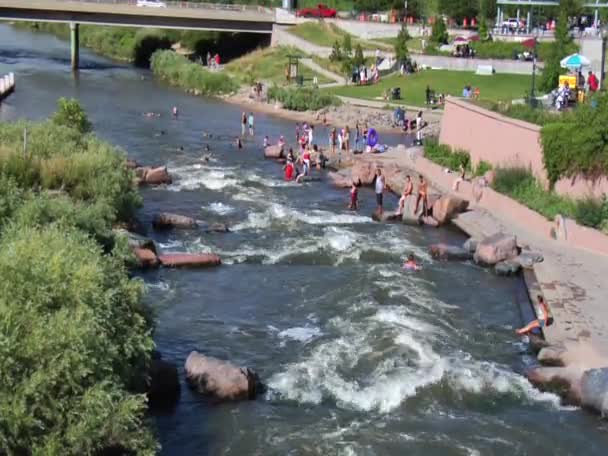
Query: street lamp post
xmin=529 ymin=8 xmax=538 ymax=107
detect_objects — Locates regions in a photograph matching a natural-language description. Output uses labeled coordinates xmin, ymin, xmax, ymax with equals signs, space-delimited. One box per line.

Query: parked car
xmin=137 ymin=0 xmax=167 ymax=8
xmin=502 ymin=18 xmax=524 ymax=30
xmin=296 ymin=4 xmax=337 ymax=18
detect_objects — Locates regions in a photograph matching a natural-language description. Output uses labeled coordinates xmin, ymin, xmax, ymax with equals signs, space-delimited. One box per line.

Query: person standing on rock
xmin=374 ymin=168 xmax=385 ymax=216
xmin=355 ymin=122 xmax=361 ymax=151
xmin=344 ymin=126 xmax=350 ymax=153
xmin=329 ymin=127 xmax=337 ymax=156
xmin=295 ymin=122 xmax=300 ymax=142
xmin=308 ymin=124 xmax=314 ymax=146
xmin=517 ymin=295 xmax=553 ymax=335
xmin=395 ymin=175 xmax=413 ymax=216
xmin=241 ymin=112 xmax=247 ymax=137
xmin=248 ymin=112 xmax=255 ymax=136
xmin=414 ymin=175 xmax=428 ymax=216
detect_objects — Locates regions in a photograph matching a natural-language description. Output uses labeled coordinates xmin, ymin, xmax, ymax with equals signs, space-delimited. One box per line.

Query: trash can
xmin=391 ymin=87 xmax=401 ymax=100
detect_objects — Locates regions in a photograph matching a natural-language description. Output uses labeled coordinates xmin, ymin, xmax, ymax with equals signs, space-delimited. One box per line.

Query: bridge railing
xmin=69 ymin=0 xmax=274 ymax=15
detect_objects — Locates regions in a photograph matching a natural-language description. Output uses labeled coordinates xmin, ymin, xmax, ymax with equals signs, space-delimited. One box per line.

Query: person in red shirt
xmin=588 ymin=71 xmax=599 ymax=92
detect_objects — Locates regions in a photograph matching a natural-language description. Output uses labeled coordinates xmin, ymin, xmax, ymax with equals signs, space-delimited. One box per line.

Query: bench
xmin=476 ymin=65 xmax=495 ymax=75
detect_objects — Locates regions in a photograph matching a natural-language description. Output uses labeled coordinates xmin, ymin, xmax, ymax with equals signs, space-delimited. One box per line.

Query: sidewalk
xmin=299 ymin=58 xmax=344 ymax=88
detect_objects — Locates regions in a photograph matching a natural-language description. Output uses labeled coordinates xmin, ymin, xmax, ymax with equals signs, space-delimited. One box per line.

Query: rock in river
xmin=264 ymin=145 xmax=284 ymax=159
xmin=185 ymin=351 xmax=262 ymax=401
xmin=432 ymin=195 xmax=469 ymax=225
xmin=430 ymin=243 xmax=473 ymax=261
xmin=139 ymin=166 xmax=172 ymax=185
xmin=159 ymin=253 xmax=222 ymax=268
xmin=474 ymin=233 xmax=518 ymax=266
xmin=147 ymin=359 xmax=180 ymax=406
xmin=133 ymin=247 xmax=159 ymax=269
xmin=580 ymin=368 xmax=608 ymax=417
xmin=153 ymin=212 xmax=198 ymax=230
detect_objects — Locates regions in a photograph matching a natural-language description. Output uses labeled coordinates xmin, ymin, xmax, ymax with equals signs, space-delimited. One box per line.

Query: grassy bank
xmin=0 ymin=100 xmax=156 ymax=453
xmin=267 ymin=85 xmax=341 ymax=111
xmin=289 ymin=22 xmax=382 ymax=50
xmin=492 ymin=168 xmax=608 ymax=232
xmin=151 ymin=50 xmax=238 ymax=95
xmin=326 ymin=70 xmax=533 ymax=106
xmin=224 ymin=46 xmax=331 ymax=86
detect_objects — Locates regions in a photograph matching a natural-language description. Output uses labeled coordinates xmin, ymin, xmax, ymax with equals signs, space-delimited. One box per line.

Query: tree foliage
xmin=353 ymin=44 xmax=365 ymax=68
xmin=394 ymin=24 xmax=411 ymax=63
xmin=52 ymin=97 xmax=92 ymax=134
xmin=430 ymin=17 xmax=448 ymax=45
xmin=439 ymin=0 xmax=479 ymax=23
xmin=0 ymin=107 xmax=156 ymax=453
xmin=539 ymin=9 xmax=572 ymax=93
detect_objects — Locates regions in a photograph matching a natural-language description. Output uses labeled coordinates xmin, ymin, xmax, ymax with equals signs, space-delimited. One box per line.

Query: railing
xmin=39 ymin=0 xmax=274 ymax=15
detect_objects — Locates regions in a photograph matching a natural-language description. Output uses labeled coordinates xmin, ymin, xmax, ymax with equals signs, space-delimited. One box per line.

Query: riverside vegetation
xmin=0 ymin=99 xmax=158 ymax=453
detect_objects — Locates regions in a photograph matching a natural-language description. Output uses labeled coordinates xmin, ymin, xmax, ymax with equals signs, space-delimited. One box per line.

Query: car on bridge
xmin=137 ymin=0 xmax=167 ymax=8
xmin=296 ymin=4 xmax=337 ymax=18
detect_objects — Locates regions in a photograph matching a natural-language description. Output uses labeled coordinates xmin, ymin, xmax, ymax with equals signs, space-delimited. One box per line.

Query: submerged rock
xmin=203 ymin=222 xmax=229 ymax=233
xmin=328 ymin=171 xmax=353 ymax=188
xmin=140 ymin=166 xmax=172 ymax=185
xmin=474 ymin=233 xmax=518 ymax=266
xmin=580 ymin=368 xmax=608 ymax=417
xmin=133 ymin=247 xmax=159 ymax=269
xmin=184 ymin=351 xmax=262 ymax=401
xmin=372 ymin=211 xmax=402 ymax=223
xmin=526 ymin=366 xmax=583 ymax=405
xmin=153 ymin=212 xmax=198 ymax=230
xmin=430 ymin=243 xmax=473 ymax=261
xmin=158 ymin=253 xmax=222 ymax=268
xmin=463 ymin=238 xmax=478 ymax=253
xmin=494 ymin=259 xmax=521 ymax=276
xmin=431 ymin=195 xmax=469 ymax=225
xmin=516 ymin=252 xmax=544 ymax=268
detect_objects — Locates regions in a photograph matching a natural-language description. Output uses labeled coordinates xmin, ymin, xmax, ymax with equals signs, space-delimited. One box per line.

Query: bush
xmin=52 ymin=98 xmax=92 ymax=134
xmin=267 ymin=86 xmax=341 ymax=111
xmin=0 ymin=224 xmax=156 ymax=454
xmin=424 ymin=140 xmax=470 ymax=172
xmin=150 ymin=50 xmax=238 ymax=96
xmin=430 ymin=18 xmax=448 ymax=45
xmin=474 ymin=160 xmax=492 ymax=177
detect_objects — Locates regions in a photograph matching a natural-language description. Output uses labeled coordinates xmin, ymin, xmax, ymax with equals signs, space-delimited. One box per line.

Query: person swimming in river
xmin=234 ymin=137 xmax=242 ymax=149
xmin=348 ymin=180 xmax=361 ymax=210
xmin=172 ymin=106 xmax=178 ymax=119
xmin=403 ymin=254 xmax=420 ymax=271
xmin=143 ymin=112 xmax=160 ymax=118
xmin=516 ymin=295 xmax=553 ymax=335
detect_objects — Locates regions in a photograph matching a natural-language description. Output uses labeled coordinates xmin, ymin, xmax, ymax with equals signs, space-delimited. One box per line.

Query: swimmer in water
xmin=203 ymin=144 xmax=210 ymax=152
xmin=154 ymin=130 xmax=166 ymax=137
xmin=403 ymin=254 xmax=420 ymax=270
xmin=235 ymin=137 xmax=243 ymax=149
xmin=172 ymin=106 xmax=178 ymax=118
xmin=263 ymin=135 xmax=270 ymax=147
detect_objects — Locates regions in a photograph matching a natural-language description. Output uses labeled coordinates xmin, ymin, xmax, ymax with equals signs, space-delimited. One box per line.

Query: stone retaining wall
xmin=439 ymin=97 xmax=608 ymax=199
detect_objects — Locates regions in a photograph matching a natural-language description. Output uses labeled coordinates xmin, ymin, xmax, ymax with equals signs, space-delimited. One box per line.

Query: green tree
xmin=329 ymin=40 xmax=342 ymax=62
xmin=394 ymin=24 xmax=411 ymax=63
xmin=353 ymin=44 xmax=365 ymax=68
xmin=478 ymin=15 xmax=490 ymax=41
xmin=51 ymin=97 xmax=92 ymax=134
xmin=430 ymin=17 xmax=448 ymax=45
xmin=342 ymin=33 xmax=352 ymax=58
xmin=439 ymin=0 xmax=479 ymax=23
xmin=539 ymin=9 xmax=572 ymax=92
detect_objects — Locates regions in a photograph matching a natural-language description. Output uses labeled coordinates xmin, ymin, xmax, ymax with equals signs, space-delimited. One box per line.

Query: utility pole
xmin=529 ymin=8 xmax=537 ymax=107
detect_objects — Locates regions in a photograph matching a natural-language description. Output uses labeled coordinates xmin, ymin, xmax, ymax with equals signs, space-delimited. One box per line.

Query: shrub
xmin=267 ymin=86 xmax=341 ymax=111
xmin=474 ymin=160 xmax=493 ymax=177
xmin=52 ymin=98 xmax=92 ymax=134
xmin=0 ymin=224 xmax=156 ymax=454
xmin=573 ymin=195 xmax=608 ymax=228
xmin=394 ymin=24 xmax=410 ymax=64
xmin=430 ymin=17 xmax=448 ymax=45
xmin=424 ymin=140 xmax=470 ymax=172
xmin=150 ymin=50 xmax=238 ymax=96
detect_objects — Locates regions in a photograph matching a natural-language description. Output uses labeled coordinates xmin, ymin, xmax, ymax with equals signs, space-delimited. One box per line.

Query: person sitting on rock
xmin=516 ymin=295 xmax=553 ymax=335
xmin=395 ymin=175 xmax=414 ymax=216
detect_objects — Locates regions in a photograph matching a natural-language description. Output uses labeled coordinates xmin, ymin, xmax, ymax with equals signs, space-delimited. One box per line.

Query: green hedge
xmin=151 ymin=50 xmax=238 ymax=96
xmin=423 ymin=140 xmax=471 ymax=172
xmin=267 ymin=85 xmax=341 ymax=111
xmin=0 ymin=103 xmax=156 ymax=453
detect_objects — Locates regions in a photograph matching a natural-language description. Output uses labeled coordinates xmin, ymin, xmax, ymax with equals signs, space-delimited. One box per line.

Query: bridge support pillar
xmin=70 ymin=22 xmax=79 ymax=71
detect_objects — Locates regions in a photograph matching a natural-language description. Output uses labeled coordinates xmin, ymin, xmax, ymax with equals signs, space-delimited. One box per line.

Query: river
xmin=1 ymin=23 xmax=607 ymax=456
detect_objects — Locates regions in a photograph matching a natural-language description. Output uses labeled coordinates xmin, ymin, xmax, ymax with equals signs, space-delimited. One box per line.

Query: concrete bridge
xmin=0 ymin=0 xmax=277 ymax=69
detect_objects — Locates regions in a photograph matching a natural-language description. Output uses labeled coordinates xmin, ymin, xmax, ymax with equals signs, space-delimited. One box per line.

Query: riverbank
xmin=329 ymin=146 xmax=608 ymax=415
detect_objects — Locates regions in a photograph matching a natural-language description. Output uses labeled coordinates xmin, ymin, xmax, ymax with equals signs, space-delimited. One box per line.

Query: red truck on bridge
xmin=296 ymin=4 xmax=337 ymax=18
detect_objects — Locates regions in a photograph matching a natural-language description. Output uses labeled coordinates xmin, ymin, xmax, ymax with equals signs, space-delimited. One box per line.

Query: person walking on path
xmin=241 ymin=112 xmax=247 ymax=136
xmin=588 ymin=70 xmax=599 ymax=93
xmin=395 ymin=175 xmax=414 ymax=216
xmin=414 ymin=174 xmax=428 ymax=216
xmin=248 ymin=112 xmax=255 ymax=136
xmin=374 ymin=168 xmax=385 ymax=217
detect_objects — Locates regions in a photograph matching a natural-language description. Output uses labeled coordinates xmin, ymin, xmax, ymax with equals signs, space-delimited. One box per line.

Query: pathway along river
xmin=2 ymin=24 xmax=608 ymax=456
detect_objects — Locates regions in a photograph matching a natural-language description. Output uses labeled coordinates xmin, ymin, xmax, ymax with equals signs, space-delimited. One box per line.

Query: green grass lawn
xmin=311 ymin=55 xmax=375 ymax=79
xmin=325 ymin=70 xmax=535 ymax=106
xmin=224 ymin=46 xmax=331 ymax=86
xmin=289 ymin=22 xmax=380 ymax=50
xmin=375 ymin=36 xmax=424 ymax=53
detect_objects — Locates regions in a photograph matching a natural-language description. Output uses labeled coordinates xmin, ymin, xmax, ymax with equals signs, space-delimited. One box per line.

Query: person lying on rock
xmin=516 ymin=295 xmax=553 ymax=335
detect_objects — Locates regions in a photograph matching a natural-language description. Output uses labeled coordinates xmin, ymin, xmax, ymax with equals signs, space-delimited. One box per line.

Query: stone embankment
xmin=324 ymin=146 xmax=608 ymax=417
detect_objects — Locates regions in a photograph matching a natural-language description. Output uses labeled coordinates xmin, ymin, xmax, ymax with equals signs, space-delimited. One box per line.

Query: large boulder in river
xmin=153 ymin=212 xmax=197 ymax=230
xmin=133 ymin=247 xmax=159 ymax=269
xmin=351 ymin=160 xmax=377 ymax=185
xmin=184 ymin=351 xmax=261 ymax=401
xmin=159 ymin=253 xmax=221 ymax=268
xmin=400 ymin=197 xmax=422 ymax=226
xmin=430 ymin=243 xmax=473 ymax=261
xmin=526 ymin=366 xmax=583 ymax=405
xmin=474 ymin=233 xmax=518 ymax=266
xmin=328 ymin=171 xmax=353 ymax=188
xmin=114 ymin=229 xmax=157 ymax=253
xmin=264 ymin=145 xmax=284 ymax=159
xmin=140 ymin=166 xmax=172 ymax=185
xmin=202 ymin=222 xmax=229 ymax=233
xmin=580 ymin=368 xmax=608 ymax=417
xmin=432 ymin=195 xmax=469 ymax=225
xmin=494 ymin=259 xmax=521 ymax=276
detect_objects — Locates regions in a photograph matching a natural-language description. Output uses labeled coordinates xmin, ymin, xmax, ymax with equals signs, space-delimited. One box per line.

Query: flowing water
xmin=1 ymin=24 xmax=607 ymax=456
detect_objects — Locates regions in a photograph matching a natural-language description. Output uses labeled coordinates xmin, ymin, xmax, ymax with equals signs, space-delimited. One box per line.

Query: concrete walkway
xmin=299 ymin=58 xmax=343 ymax=85
xmin=365 ymin=147 xmax=608 ymax=369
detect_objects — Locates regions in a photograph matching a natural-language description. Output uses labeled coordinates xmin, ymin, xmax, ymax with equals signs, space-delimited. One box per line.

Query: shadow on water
xmin=0 ymin=48 xmax=122 ymax=70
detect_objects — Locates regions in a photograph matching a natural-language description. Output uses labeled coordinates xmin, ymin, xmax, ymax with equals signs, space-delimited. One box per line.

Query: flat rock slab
xmin=153 ymin=212 xmax=197 ymax=229
xmin=372 ymin=212 xmax=402 ymax=223
xmin=159 ymin=253 xmax=221 ymax=268
xmin=474 ymin=232 xmax=518 ymax=266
